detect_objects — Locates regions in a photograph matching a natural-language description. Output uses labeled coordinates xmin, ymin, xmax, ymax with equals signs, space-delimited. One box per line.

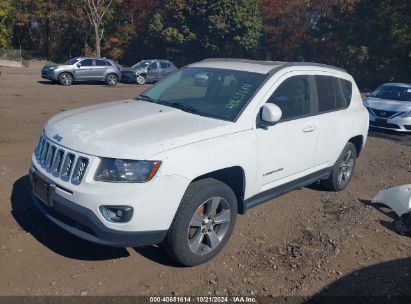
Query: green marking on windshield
xmin=225 ymin=83 xmax=253 ymax=109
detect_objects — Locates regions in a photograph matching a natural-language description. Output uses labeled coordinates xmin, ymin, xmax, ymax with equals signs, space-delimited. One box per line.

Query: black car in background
xmin=121 ymin=59 xmax=177 ymax=84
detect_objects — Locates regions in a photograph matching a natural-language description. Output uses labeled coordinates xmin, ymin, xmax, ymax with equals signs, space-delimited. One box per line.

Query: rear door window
xmin=316 ymin=76 xmax=337 ymax=113
xmin=96 ymin=60 xmax=107 ymax=66
xmin=160 ymin=62 xmax=170 ymax=69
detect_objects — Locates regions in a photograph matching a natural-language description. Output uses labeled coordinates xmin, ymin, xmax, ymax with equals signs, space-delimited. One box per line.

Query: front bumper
xmin=29 ymin=169 xmax=167 ymax=247
xmin=369 ymin=116 xmax=411 ymax=132
xmin=41 ymin=69 xmax=55 ymax=80
xmin=120 ymin=73 xmax=136 ymax=83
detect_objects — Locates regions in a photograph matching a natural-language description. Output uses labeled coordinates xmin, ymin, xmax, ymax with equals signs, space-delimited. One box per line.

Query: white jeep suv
xmin=30 ymin=59 xmax=369 ymax=266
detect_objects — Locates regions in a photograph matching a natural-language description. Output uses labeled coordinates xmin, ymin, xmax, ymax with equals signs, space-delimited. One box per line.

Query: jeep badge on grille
xmin=53 ymin=134 xmax=63 ymax=142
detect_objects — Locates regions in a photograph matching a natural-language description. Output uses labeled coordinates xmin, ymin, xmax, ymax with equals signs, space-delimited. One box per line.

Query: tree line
xmin=1 ymin=0 xmax=410 ymax=89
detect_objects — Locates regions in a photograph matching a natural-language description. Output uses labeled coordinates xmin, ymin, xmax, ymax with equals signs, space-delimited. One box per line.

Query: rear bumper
xmin=30 ymin=187 xmax=167 ymax=248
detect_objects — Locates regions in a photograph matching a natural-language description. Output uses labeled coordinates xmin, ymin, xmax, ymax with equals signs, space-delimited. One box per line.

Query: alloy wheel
xmin=338 ymin=150 xmax=354 ymax=184
xmin=188 ymin=196 xmax=231 ymax=255
xmin=107 ymin=74 xmax=117 ymax=85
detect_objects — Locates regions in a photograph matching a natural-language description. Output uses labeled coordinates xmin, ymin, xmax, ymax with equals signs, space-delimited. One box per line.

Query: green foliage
xmin=144 ymin=0 xmax=262 ymax=61
xmin=0 ymin=0 xmax=14 ymax=48
xmin=8 ymin=0 xmax=411 ymax=87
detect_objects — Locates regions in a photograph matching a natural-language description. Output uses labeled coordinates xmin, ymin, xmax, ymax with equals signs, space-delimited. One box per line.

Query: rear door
xmin=255 ymin=73 xmax=319 ymax=191
xmin=160 ymin=62 xmax=172 ymax=78
xmin=93 ymin=59 xmax=109 ymax=80
xmin=312 ymin=75 xmax=353 ymax=167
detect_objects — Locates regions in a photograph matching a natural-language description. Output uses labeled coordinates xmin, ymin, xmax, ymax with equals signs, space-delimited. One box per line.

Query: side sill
xmin=240 ymin=167 xmax=332 ymax=214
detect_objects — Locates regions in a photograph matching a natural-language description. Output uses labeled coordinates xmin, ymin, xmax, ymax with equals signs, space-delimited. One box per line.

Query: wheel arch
xmin=58 ymin=70 xmax=74 ymax=80
xmin=191 ymin=166 xmax=246 ymax=214
xmin=348 ymin=135 xmax=363 ymax=156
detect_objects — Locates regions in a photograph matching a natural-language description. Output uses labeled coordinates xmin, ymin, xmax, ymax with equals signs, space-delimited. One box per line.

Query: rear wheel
xmin=321 ymin=142 xmax=357 ymax=191
xmin=162 ymin=178 xmax=237 ymax=266
xmin=105 ymin=73 xmax=118 ymax=86
xmin=58 ymin=72 xmax=73 ymax=86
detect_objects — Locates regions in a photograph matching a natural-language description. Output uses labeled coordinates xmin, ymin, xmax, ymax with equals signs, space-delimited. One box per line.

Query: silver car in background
xmin=364 ymin=83 xmax=411 ymax=132
xmin=120 ymin=59 xmax=177 ymax=84
xmin=41 ymin=57 xmax=121 ymax=86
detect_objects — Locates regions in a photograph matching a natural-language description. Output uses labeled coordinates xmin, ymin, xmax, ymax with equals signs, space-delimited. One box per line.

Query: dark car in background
xmin=121 ymin=59 xmax=177 ymax=84
xmin=41 ymin=57 xmax=121 ymax=86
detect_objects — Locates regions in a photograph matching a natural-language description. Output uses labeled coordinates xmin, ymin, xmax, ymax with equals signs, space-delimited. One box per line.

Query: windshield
xmin=135 ymin=67 xmax=266 ymax=121
xmin=371 ymin=85 xmax=411 ymax=102
xmin=132 ymin=61 xmax=150 ymax=69
xmin=64 ymin=58 xmax=79 ymax=65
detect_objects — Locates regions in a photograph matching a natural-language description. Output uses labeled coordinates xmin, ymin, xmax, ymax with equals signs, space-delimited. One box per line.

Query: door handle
xmin=303 ymin=125 xmax=316 ymax=133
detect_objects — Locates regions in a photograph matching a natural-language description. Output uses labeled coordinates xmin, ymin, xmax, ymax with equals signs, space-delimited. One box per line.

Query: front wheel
xmin=58 ymin=72 xmax=73 ymax=86
xmin=136 ymin=74 xmax=146 ymax=85
xmin=321 ymin=142 xmax=357 ymax=191
xmin=162 ymin=178 xmax=237 ymax=266
xmin=105 ymin=73 xmax=118 ymax=86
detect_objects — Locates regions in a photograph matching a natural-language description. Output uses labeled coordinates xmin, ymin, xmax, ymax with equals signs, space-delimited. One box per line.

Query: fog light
xmin=100 ymin=206 xmax=133 ymax=223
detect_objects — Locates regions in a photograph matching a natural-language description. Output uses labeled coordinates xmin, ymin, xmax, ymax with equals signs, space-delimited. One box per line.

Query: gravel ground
xmin=0 ymin=66 xmax=410 ymax=297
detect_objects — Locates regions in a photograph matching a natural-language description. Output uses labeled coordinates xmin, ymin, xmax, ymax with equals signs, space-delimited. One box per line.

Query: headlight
xmin=400 ymin=111 xmax=411 ymax=118
xmin=49 ymin=66 xmax=56 ymax=70
xmin=94 ymin=158 xmax=161 ymax=183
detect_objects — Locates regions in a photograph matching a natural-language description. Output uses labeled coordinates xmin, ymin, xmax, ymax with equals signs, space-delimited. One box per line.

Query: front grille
xmin=370 ymin=108 xmax=400 ymax=118
xmin=35 ymin=135 xmax=89 ymax=185
xmin=370 ymin=121 xmax=400 ymax=129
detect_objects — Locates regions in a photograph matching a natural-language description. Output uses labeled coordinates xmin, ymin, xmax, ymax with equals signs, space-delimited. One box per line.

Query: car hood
xmin=43 ymin=63 xmax=72 ymax=69
xmin=44 ymin=100 xmax=237 ymax=159
xmin=364 ymin=97 xmax=411 ymax=112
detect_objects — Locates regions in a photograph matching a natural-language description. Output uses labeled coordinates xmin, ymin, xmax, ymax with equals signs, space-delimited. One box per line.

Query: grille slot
xmin=71 ymin=157 xmax=89 ymax=185
xmin=52 ymin=149 xmax=65 ymax=177
xmin=40 ymin=142 xmax=50 ymax=167
xmin=60 ymin=153 xmax=75 ymax=182
xmin=33 ymin=135 xmax=89 ymax=186
xmin=46 ymin=145 xmax=57 ymax=172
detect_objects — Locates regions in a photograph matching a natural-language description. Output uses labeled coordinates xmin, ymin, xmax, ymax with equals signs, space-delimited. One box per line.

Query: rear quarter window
xmin=315 ymin=75 xmax=352 ymax=113
xmin=340 ymin=79 xmax=352 ymax=107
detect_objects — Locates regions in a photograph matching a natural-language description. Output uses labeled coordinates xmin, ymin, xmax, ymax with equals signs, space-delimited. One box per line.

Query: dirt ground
xmin=0 ymin=66 xmax=410 ymax=298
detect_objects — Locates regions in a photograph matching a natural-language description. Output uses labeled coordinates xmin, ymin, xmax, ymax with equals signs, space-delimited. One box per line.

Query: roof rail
xmin=200 ymin=58 xmax=347 ymax=73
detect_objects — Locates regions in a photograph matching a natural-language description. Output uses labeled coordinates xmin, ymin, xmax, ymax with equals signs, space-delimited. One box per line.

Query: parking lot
xmin=0 ymin=65 xmax=410 ymax=296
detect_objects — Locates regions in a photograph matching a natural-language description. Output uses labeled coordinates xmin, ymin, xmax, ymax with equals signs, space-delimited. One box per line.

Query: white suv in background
xmin=30 ymin=59 xmax=369 ymax=266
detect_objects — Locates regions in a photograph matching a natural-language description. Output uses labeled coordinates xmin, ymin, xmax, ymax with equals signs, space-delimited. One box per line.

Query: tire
xmin=105 ymin=73 xmax=118 ymax=86
xmin=136 ymin=74 xmax=146 ymax=85
xmin=162 ymin=178 xmax=237 ymax=266
xmin=58 ymin=72 xmax=73 ymax=86
xmin=321 ymin=142 xmax=357 ymax=191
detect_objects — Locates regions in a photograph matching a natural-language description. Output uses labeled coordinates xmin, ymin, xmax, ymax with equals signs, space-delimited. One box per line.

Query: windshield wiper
xmin=168 ymin=103 xmax=203 ymax=115
xmin=137 ymin=94 xmax=157 ymax=103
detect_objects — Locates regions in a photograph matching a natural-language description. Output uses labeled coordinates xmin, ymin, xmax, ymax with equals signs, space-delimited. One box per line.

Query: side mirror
xmin=364 ymin=92 xmax=371 ymax=97
xmin=258 ymin=103 xmax=282 ymax=129
xmin=76 ymin=63 xmax=81 ymax=68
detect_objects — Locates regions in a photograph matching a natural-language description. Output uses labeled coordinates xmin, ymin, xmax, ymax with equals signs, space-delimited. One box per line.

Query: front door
xmin=147 ymin=62 xmax=160 ymax=82
xmin=75 ymin=59 xmax=94 ymax=80
xmin=256 ymin=74 xmax=318 ymax=191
